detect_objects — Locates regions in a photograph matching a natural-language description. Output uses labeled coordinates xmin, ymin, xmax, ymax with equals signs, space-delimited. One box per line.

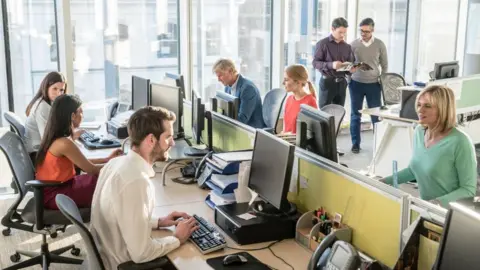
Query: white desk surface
xmin=361 ymin=106 xmax=418 ymax=123
xmin=152 ymin=166 xmax=311 ymax=270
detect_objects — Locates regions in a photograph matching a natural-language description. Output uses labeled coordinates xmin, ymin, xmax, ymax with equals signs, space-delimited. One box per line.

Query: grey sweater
xmin=350 ymin=38 xmax=388 ymax=84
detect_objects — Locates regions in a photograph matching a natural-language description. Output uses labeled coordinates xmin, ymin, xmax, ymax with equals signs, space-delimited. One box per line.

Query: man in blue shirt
xmin=212 ymin=59 xmax=265 ymax=128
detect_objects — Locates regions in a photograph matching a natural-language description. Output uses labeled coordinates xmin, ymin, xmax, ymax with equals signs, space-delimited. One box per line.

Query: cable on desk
xmin=226 ymin=240 xmax=293 ymax=270
xmin=268 ymin=246 xmax=294 ymax=270
xmin=226 ymin=240 xmax=279 ymax=251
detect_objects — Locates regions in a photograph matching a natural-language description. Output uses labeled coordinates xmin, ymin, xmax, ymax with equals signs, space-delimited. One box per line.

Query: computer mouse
xmin=100 ymin=139 xmax=114 ymax=145
xmin=223 ymin=254 xmax=248 ymax=266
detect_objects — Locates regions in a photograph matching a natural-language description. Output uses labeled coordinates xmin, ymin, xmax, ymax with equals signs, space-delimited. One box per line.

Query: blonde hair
xmin=212 ymin=58 xmax=238 ymax=74
xmin=285 ymin=64 xmax=316 ymax=99
xmin=415 ymin=85 xmax=456 ymax=133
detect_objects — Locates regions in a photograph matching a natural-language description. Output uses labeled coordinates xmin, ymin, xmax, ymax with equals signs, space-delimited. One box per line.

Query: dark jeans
xmin=318 ymin=76 xmax=348 ymax=109
xmin=349 ymin=80 xmax=382 ymax=147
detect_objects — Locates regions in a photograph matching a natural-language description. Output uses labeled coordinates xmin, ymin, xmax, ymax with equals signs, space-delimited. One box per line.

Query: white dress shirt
xmin=360 ymin=36 xmax=375 ymax=47
xmin=90 ymin=151 xmax=180 ymax=270
xmin=24 ymin=99 xmax=50 ymax=153
xmin=230 ymin=74 xmax=241 ymax=96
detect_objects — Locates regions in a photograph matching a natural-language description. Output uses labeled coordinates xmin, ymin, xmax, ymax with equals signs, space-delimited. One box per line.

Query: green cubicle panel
xmin=292 ymin=149 xmax=407 ymax=267
xmin=210 ymin=112 xmax=254 ymax=152
xmin=183 ymin=100 xmax=193 ymax=139
xmin=429 ymin=74 xmax=480 ymax=114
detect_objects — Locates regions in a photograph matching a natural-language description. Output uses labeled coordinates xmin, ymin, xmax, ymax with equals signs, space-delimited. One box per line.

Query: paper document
xmin=79 ymin=122 xmax=102 ymax=129
xmin=209 ymin=191 xmax=236 ymax=206
xmin=237 ymin=161 xmax=251 ymax=188
xmin=237 ymin=213 xmax=256 ymax=221
xmin=213 ymin=151 xmax=253 ymax=163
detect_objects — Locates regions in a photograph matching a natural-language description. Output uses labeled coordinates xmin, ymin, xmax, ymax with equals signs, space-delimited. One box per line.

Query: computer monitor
xmin=149 ymin=82 xmax=184 ymax=137
xmin=296 ymin=104 xmax=337 ymax=163
xmin=164 ymin=73 xmax=186 ymax=100
xmin=399 ymin=90 xmax=420 ymax=120
xmin=212 ymin=91 xmax=240 ymax=120
xmin=192 ymin=90 xmax=205 ymax=145
xmin=131 ymin=75 xmax=150 ymax=111
xmin=433 ymin=202 xmax=480 ymax=269
xmin=431 ymin=61 xmax=459 ymax=80
xmin=248 ymin=129 xmax=296 ymax=215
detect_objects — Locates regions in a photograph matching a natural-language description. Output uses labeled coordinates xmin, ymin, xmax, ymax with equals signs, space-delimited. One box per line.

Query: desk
xmin=152 ymin=167 xmax=311 ymax=270
xmin=361 ymin=106 xmax=417 ymax=177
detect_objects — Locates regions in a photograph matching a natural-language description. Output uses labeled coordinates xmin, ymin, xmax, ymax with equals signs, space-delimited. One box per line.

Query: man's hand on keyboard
xmin=158 ymin=211 xmax=191 ymax=227
xmin=174 ymin=217 xmax=199 ymax=243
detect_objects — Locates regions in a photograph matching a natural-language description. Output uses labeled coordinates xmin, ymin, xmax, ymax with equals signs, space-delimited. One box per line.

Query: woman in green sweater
xmin=383 ymin=85 xmax=477 ymax=207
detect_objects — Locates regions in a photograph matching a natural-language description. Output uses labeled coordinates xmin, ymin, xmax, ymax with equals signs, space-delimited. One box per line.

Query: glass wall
xmin=357 ymin=0 xmax=408 ymax=75
xmin=463 ymin=0 xmax=480 ymax=75
xmin=285 ymin=0 xmax=347 ymax=84
xmin=71 ymin=0 xmax=180 ymax=122
xmin=415 ymin=0 xmax=459 ymax=81
xmin=0 ymin=3 xmax=8 ymax=127
xmin=191 ymin=0 xmax=273 ymax=100
xmin=6 ymin=0 xmax=59 ymax=117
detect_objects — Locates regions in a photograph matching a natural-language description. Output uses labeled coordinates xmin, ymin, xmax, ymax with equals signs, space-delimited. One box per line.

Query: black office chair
xmin=262 ymin=88 xmax=287 ymax=134
xmin=55 ymin=194 xmax=170 ymax=270
xmin=4 ymin=112 xmax=25 ymax=140
xmin=0 ymin=131 xmax=87 ymax=269
xmin=379 ymin=73 xmax=406 ymax=105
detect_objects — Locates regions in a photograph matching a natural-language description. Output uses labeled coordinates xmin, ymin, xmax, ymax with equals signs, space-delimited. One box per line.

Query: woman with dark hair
xmin=35 ymin=94 xmax=122 ymax=210
xmin=24 ymin=72 xmax=73 ymax=155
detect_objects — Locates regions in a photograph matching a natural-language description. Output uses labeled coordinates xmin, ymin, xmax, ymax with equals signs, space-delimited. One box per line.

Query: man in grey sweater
xmin=349 ymin=18 xmax=388 ymax=153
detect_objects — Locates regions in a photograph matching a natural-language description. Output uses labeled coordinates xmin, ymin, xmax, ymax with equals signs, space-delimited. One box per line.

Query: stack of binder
xmin=204 ymin=151 xmax=252 ymax=209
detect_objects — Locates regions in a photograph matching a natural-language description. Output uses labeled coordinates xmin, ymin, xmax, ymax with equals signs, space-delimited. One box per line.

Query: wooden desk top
xmin=151 ymin=168 xmax=311 ymax=270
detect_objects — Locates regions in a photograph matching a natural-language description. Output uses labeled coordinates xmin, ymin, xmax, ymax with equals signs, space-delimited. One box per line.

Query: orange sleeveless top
xmin=36 ymin=152 xmax=75 ymax=183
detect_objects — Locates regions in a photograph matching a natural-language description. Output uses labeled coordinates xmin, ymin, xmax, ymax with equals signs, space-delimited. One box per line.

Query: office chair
xmin=320 ymin=104 xmax=346 ymax=156
xmin=262 ymin=88 xmax=287 ymax=134
xmin=0 ymin=131 xmax=87 ymax=269
xmin=379 ymin=73 xmax=406 ymax=105
xmin=55 ymin=194 xmax=170 ymax=270
xmin=4 ymin=112 xmax=26 ymax=194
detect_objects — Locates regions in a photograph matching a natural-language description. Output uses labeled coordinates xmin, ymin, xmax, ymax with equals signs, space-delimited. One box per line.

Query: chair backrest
xmin=320 ymin=104 xmax=346 ymax=137
xmin=4 ymin=112 xmax=25 ymax=139
xmin=55 ymin=194 xmax=105 ymax=270
xmin=379 ymin=73 xmax=406 ymax=105
xmin=262 ymin=88 xmax=287 ymax=131
xmin=0 ymin=131 xmax=34 ymax=197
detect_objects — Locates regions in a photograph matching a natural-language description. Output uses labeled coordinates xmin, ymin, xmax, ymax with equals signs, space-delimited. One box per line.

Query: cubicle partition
xmin=183 ymin=100 xmax=193 ymax=139
xmin=209 ymin=111 xmax=255 ymax=152
xmin=292 ymin=149 xmax=409 ymax=267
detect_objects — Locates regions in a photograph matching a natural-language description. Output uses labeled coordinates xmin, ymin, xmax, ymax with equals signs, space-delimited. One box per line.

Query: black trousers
xmin=318 ymin=76 xmax=348 ymax=109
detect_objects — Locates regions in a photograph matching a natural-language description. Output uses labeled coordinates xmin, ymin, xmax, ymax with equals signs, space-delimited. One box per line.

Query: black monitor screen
xmin=192 ymin=90 xmax=205 ymax=145
xmin=132 ymin=76 xmax=150 ymax=111
xmin=296 ymin=105 xmax=337 ymax=163
xmin=150 ymin=83 xmax=182 ymax=134
xmin=215 ymin=91 xmax=239 ymax=119
xmin=433 ymin=61 xmax=459 ymax=80
xmin=435 ymin=204 xmax=480 ymax=269
xmin=248 ymin=130 xmax=295 ymax=210
xmin=164 ymin=73 xmax=186 ymax=100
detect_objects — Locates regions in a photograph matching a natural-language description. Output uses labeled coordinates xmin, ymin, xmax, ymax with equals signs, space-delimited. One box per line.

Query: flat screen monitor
xmin=399 ymin=90 xmax=420 ymax=120
xmin=214 ymin=91 xmax=239 ymax=120
xmin=131 ymin=76 xmax=150 ymax=111
xmin=248 ymin=129 xmax=295 ymax=213
xmin=149 ymin=82 xmax=184 ymax=137
xmin=296 ymin=104 xmax=337 ymax=163
xmin=164 ymin=73 xmax=186 ymax=100
xmin=432 ymin=61 xmax=459 ymax=80
xmin=433 ymin=202 xmax=480 ymax=269
xmin=192 ymin=90 xmax=205 ymax=145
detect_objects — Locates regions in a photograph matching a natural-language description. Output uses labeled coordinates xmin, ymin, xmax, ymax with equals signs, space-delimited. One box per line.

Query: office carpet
xmin=0 ymin=196 xmax=85 ymax=269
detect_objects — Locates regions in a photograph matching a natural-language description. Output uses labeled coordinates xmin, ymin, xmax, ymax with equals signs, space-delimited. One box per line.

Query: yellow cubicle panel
xmin=291 ymin=155 xmax=402 ymax=267
xmin=211 ymin=112 xmax=254 ymax=152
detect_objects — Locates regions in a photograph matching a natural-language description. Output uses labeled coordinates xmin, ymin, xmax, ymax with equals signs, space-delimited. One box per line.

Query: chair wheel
xmin=71 ymin=247 xmax=81 ymax=256
xmin=10 ymin=253 xmax=20 ymax=262
xmin=2 ymin=228 xmax=11 ymax=236
xmin=51 ymin=232 xmax=58 ymax=238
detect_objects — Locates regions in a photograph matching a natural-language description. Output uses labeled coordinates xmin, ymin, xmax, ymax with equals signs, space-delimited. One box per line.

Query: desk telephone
xmin=195 ymin=151 xmax=214 ymax=188
xmin=308 ymin=234 xmax=360 ymax=270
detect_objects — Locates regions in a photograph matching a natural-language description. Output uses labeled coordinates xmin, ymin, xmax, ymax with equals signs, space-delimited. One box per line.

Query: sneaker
xmin=351 ymin=145 xmax=360 ymax=154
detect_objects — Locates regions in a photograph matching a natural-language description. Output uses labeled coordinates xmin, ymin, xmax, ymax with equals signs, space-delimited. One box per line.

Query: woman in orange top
xmin=36 ymin=94 xmax=122 ymax=210
xmin=282 ymin=64 xmax=318 ymax=134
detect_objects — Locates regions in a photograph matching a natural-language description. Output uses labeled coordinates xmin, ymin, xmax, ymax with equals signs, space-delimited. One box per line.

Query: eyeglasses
xmin=360 ymin=30 xmax=372 ymax=34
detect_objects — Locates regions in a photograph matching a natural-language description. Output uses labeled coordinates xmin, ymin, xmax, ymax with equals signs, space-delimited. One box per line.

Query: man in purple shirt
xmin=312 ymin=17 xmax=355 ymax=108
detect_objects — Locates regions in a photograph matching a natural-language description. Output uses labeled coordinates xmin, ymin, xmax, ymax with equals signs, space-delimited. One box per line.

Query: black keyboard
xmin=184 ymin=147 xmax=210 ymax=156
xmin=190 ymin=214 xmax=226 ymax=254
xmin=79 ymin=130 xmax=121 ymax=149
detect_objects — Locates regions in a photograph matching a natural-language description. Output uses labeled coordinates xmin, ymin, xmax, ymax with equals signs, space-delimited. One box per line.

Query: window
xmin=464 ymin=1 xmax=480 ymax=75
xmin=415 ymin=0 xmax=459 ymax=81
xmin=284 ymin=0 xmax=347 ymax=83
xmin=357 ymin=0 xmax=408 ymax=75
xmin=191 ymin=0 xmax=273 ymax=100
xmin=0 ymin=3 xmax=8 ymax=127
xmin=6 ymin=0 xmax=59 ymax=117
xmin=71 ymin=0 xmax=180 ymax=121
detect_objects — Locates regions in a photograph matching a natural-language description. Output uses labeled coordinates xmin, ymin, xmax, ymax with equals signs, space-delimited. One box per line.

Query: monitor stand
xmin=251 ymin=200 xmax=297 ymax=217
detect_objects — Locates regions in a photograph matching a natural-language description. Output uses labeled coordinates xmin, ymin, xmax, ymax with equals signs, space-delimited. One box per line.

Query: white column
xmin=271 ymin=0 xmax=286 ymax=89
xmin=55 ymin=0 xmax=75 ymax=93
xmin=179 ymin=0 xmax=192 ymax=99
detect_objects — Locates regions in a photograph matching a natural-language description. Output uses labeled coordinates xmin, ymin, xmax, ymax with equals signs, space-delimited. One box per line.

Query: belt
xmin=321 ymin=75 xmax=346 ymax=82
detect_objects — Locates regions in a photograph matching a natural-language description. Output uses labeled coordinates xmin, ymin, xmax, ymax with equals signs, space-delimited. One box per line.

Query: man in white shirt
xmin=90 ymin=106 xmax=198 ymax=269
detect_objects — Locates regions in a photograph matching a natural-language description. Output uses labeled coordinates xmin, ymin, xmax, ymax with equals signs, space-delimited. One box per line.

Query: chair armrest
xmin=117 ymin=257 xmax=169 ymax=270
xmin=25 ymin=180 xmax=66 ymax=188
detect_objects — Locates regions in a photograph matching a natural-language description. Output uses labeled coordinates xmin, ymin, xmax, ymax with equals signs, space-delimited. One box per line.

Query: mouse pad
xmin=206 ymin=252 xmax=270 ymax=270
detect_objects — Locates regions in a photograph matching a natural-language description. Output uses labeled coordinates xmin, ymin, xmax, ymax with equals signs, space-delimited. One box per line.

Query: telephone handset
xmin=195 ymin=151 xmax=214 ymax=188
xmin=308 ymin=233 xmax=360 ymax=270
